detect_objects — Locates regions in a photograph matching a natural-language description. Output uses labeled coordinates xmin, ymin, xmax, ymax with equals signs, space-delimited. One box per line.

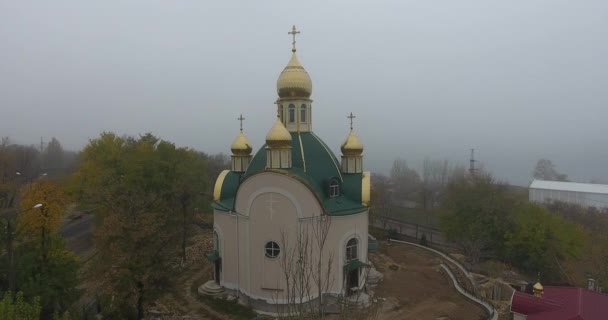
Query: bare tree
xmin=533 ymin=158 xmax=569 ymax=181
xmin=277 ymin=215 xmax=334 ymax=319
xmin=389 ymin=158 xmax=421 ymax=206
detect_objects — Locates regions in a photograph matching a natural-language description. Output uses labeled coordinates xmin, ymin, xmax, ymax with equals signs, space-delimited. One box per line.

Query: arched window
xmin=278 ymin=105 xmax=284 ymax=122
xmin=300 ymin=104 xmax=307 ymax=123
xmin=346 ymin=238 xmax=358 ymax=261
xmin=329 ymin=179 xmax=340 ymax=198
xmin=288 ymin=104 xmax=295 ymax=123
xmin=265 ymin=241 xmax=281 ymax=259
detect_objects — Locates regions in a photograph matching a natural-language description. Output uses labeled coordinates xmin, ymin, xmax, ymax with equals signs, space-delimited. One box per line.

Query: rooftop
xmin=511 ymin=286 xmax=608 ymax=320
xmin=529 ymin=179 xmax=608 ymax=195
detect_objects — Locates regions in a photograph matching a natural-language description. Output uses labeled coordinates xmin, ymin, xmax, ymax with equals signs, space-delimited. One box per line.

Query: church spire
xmin=276 ymin=25 xmax=313 ymax=133
xmin=230 ymin=114 xmax=253 ymax=172
xmin=340 ymin=112 xmax=364 ymax=174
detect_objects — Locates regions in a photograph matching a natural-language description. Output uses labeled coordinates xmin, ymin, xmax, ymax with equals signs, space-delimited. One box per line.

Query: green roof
xmin=214 ymin=132 xmax=367 ymax=216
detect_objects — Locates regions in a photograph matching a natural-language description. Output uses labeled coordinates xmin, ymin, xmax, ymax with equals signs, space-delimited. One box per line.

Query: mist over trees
xmin=533 ymin=158 xmax=569 ymax=182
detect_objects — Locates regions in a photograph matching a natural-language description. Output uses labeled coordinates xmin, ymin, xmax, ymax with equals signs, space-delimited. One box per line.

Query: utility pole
xmin=469 ymin=148 xmax=478 ymax=176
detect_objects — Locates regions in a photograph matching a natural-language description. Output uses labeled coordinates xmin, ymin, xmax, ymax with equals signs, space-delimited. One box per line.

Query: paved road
xmin=60 ymin=213 xmax=95 ymax=257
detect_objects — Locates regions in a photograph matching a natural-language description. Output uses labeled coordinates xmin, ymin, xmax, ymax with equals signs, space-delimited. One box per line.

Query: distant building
xmin=511 ymin=280 xmax=608 ymax=320
xmin=529 ymin=179 xmax=608 ymax=209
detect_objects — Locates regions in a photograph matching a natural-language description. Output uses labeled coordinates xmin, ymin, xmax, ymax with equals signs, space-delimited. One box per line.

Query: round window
xmin=265 ymin=241 xmax=281 ymax=258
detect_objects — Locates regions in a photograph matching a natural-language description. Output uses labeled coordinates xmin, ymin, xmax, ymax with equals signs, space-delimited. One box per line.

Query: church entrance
xmin=214 ymin=259 xmax=222 ymax=285
xmin=346 ymin=268 xmax=359 ymax=296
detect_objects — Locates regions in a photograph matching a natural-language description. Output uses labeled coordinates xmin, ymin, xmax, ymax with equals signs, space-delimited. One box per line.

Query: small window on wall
xmin=265 ymin=241 xmax=281 ymax=259
xmin=346 ymin=238 xmax=358 ymax=261
xmin=288 ymin=105 xmax=295 ymax=123
xmin=300 ymin=104 xmax=307 ymax=123
xmin=278 ymin=105 xmax=284 ymax=122
xmin=329 ymin=179 xmax=340 ymax=198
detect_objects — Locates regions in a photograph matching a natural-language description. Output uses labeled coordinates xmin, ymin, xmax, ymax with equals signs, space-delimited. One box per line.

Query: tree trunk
xmin=181 ymin=202 xmax=187 ymax=263
xmin=7 ymin=220 xmax=15 ymax=300
xmin=137 ymin=282 xmax=145 ymax=320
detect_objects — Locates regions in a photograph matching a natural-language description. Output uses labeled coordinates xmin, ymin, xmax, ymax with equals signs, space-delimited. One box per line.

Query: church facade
xmin=210 ymin=27 xmax=370 ymax=311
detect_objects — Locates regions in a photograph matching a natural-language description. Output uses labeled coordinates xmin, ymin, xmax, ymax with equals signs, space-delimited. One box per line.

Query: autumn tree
xmin=74 ymin=132 xmax=196 ymax=319
xmin=169 ymin=147 xmax=207 ymax=263
xmin=440 ymin=174 xmax=519 ymax=266
xmin=19 ymin=180 xmax=67 ymax=248
xmin=370 ymin=173 xmax=391 ymax=222
xmin=14 ymin=180 xmax=78 ymax=319
xmin=0 ymin=291 xmax=41 ymax=320
xmin=43 ymin=138 xmax=64 ymax=171
xmin=533 ymin=159 xmax=569 ymax=181
xmin=504 ymin=203 xmax=584 ymax=282
xmin=389 ymin=159 xmax=421 ymax=205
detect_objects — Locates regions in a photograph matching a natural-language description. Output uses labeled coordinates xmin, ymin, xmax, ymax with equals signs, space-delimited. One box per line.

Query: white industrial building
xmin=529 ymin=179 xmax=608 ymax=209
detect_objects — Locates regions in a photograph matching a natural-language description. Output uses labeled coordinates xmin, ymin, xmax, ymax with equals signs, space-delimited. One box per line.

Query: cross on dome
xmin=288 ymin=25 xmax=300 ymax=52
xmin=237 ymin=114 xmax=246 ymax=132
xmin=347 ymin=112 xmax=356 ymax=130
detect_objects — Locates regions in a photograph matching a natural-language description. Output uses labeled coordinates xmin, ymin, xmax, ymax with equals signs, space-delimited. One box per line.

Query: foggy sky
xmin=1 ymin=1 xmax=607 ymax=185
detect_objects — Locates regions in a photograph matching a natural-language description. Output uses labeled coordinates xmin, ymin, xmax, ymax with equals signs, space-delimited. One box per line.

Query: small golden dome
xmin=341 ymin=130 xmax=364 ymax=156
xmin=533 ymin=281 xmax=544 ymax=298
xmin=266 ymin=118 xmax=292 ymax=148
xmin=231 ymin=132 xmax=252 ymax=156
xmin=277 ymin=52 xmax=312 ymax=99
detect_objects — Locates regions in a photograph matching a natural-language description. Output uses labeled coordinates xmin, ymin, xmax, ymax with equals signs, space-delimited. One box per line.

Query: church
xmin=209 ymin=26 xmax=370 ymax=312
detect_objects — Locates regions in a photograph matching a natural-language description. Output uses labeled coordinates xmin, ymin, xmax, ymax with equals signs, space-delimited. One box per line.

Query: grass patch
xmin=199 ymin=296 xmax=257 ymax=320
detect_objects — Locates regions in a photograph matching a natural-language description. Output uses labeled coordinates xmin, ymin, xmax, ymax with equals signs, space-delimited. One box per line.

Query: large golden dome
xmin=341 ymin=131 xmax=364 ymax=156
xmin=276 ymin=52 xmax=312 ymax=99
xmin=231 ymin=132 xmax=252 ymax=156
xmin=266 ymin=118 xmax=292 ymax=148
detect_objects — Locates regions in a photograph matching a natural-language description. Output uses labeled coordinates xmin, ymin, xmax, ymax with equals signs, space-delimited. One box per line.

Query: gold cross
xmin=288 ymin=25 xmax=300 ymax=52
xmin=237 ymin=114 xmax=245 ymax=132
xmin=347 ymin=112 xmax=356 ymax=130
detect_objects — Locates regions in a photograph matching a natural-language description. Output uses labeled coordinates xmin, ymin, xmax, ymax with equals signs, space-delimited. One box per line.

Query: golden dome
xmin=533 ymin=281 xmax=544 ymax=298
xmin=277 ymin=52 xmax=312 ymax=99
xmin=266 ymin=118 xmax=292 ymax=148
xmin=341 ymin=130 xmax=364 ymax=156
xmin=231 ymin=132 xmax=252 ymax=156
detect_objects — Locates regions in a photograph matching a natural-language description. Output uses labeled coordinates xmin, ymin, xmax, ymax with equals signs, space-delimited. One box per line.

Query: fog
xmin=1 ymin=0 xmax=607 ymax=185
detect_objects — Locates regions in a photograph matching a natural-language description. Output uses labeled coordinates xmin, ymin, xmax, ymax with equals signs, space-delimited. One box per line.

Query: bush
xmin=419 ymin=233 xmax=428 ymax=246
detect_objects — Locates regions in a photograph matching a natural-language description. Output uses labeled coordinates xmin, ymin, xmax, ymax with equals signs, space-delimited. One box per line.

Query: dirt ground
xmin=370 ymin=244 xmax=487 ymax=320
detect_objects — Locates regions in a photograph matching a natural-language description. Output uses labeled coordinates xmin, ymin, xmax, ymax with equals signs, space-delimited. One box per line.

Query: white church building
xmin=208 ymin=27 xmax=371 ymax=312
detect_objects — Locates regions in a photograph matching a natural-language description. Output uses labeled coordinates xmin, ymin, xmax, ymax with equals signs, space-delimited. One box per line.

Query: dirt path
xmin=371 ymin=245 xmax=487 ymax=320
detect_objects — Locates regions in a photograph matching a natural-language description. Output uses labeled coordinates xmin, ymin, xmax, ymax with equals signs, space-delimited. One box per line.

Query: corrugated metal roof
xmin=529 ymin=179 xmax=608 ymax=195
xmin=511 ymin=287 xmax=608 ymax=320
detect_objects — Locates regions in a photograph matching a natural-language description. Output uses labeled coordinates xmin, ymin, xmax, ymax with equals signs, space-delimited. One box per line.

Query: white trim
xmin=338 ymin=230 xmax=367 ymax=293
xmin=244 ymin=186 xmax=303 ymax=219
xmin=213 ymin=224 xmax=225 ymax=283
xmin=222 ymin=281 xmax=343 ymax=305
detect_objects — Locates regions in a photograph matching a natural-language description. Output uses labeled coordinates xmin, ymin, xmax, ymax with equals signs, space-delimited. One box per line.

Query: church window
xmin=288 ymin=104 xmax=295 ymax=123
xmin=346 ymin=238 xmax=358 ymax=261
xmin=329 ymin=179 xmax=340 ymax=197
xmin=300 ymin=104 xmax=307 ymax=123
xmin=265 ymin=241 xmax=281 ymax=258
xmin=279 ymin=105 xmax=284 ymax=122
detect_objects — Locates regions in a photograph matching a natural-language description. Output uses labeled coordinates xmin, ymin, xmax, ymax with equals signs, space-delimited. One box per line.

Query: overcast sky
xmin=1 ymin=0 xmax=607 ymax=185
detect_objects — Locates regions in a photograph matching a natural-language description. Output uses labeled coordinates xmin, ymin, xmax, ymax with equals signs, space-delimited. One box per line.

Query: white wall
xmin=529 ymin=188 xmax=608 ymax=209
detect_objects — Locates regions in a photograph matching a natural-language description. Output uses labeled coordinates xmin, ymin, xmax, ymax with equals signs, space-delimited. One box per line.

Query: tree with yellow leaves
xmin=19 ymin=180 xmax=66 ymax=248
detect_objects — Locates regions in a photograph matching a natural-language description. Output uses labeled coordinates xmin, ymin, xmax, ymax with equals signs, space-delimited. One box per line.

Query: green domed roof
xmin=213 ymin=132 xmax=366 ymax=216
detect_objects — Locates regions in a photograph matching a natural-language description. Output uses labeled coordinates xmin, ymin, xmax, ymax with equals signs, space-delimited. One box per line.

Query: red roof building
xmin=511 ymin=286 xmax=608 ymax=320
